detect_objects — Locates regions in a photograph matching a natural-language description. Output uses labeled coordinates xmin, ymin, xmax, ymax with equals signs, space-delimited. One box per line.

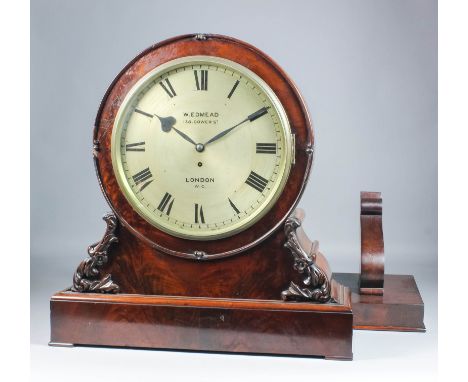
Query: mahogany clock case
xmin=50 ymin=34 xmax=356 ymax=360
xmin=50 ymin=209 xmax=354 ymax=360
xmin=49 ymin=33 xmax=424 ymax=360
xmin=93 ymin=33 xmax=314 ymax=260
xmin=91 ymin=33 xmax=321 ymax=299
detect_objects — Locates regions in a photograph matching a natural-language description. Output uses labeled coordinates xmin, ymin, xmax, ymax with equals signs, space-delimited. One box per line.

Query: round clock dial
xmin=111 ymin=56 xmax=293 ymax=240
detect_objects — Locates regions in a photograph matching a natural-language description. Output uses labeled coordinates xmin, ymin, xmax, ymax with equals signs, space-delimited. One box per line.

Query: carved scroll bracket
xmin=72 ymin=213 xmax=120 ymax=293
xmin=359 ymin=191 xmax=385 ymax=295
xmin=281 ymin=209 xmax=334 ymax=303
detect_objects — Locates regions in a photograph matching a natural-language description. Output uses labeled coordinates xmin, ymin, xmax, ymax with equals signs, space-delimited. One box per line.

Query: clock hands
xmin=203 ymin=106 xmax=270 ymax=146
xmin=153 ymin=106 xmax=270 ymax=152
xmin=170 ymin=126 xmax=198 ymax=147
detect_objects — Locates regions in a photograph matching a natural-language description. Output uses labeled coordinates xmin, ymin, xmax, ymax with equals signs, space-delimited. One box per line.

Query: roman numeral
xmin=157 ymin=192 xmax=174 ymax=215
xmin=228 ymin=198 xmax=240 ymax=214
xmin=195 ymin=203 xmax=205 ymax=224
xmin=227 ymin=80 xmax=240 ymax=99
xmin=194 ymin=70 xmax=208 ymax=91
xmin=256 ymin=143 xmax=276 ymax=154
xmin=159 ymin=78 xmax=177 ymax=98
xmin=132 ymin=167 xmax=153 ymax=191
xmin=245 ymin=171 xmax=269 ymax=193
xmin=126 ymin=141 xmax=145 ymax=152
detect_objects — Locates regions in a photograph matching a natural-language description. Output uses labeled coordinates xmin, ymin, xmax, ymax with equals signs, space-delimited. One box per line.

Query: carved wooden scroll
xmin=72 ymin=213 xmax=120 ymax=293
xmin=281 ymin=209 xmax=334 ymax=303
xmin=359 ymin=191 xmax=384 ymax=295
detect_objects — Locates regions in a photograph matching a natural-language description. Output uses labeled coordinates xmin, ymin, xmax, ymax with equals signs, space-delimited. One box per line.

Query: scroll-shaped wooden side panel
xmin=360 ymin=191 xmax=385 ymax=295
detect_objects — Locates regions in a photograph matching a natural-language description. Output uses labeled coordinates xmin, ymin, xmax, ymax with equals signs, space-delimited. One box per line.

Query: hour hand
xmin=156 ymin=114 xmax=197 ymax=146
xmin=155 ymin=114 xmax=177 ymax=132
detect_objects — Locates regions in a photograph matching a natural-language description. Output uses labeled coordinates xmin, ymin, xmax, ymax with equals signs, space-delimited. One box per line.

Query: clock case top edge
xmin=93 ymin=34 xmax=314 ymax=260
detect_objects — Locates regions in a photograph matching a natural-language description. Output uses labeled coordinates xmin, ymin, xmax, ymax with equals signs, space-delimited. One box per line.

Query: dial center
xmin=195 ymin=143 xmax=205 ymax=152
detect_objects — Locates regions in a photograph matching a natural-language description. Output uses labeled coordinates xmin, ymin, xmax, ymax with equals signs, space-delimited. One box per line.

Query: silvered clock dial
xmin=111 ymin=56 xmax=293 ymax=240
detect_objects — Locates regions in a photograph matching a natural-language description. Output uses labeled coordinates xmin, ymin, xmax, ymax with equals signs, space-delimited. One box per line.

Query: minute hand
xmin=204 ymin=106 xmax=270 ymax=146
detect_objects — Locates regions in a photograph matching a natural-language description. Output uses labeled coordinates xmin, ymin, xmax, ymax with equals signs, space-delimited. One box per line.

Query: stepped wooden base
xmin=334 ymin=273 xmax=425 ymax=332
xmin=50 ymin=281 xmax=353 ymax=360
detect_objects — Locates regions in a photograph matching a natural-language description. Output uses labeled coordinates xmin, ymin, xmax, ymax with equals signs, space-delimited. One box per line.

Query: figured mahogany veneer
xmin=50 ymin=209 xmax=353 ymax=359
xmin=101 ymin=221 xmax=303 ymax=299
xmin=93 ymin=33 xmax=314 ymax=260
xmin=50 ymin=284 xmax=353 ymax=360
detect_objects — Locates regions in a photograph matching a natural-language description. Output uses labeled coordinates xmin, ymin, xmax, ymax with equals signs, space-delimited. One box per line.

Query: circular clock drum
xmin=94 ymin=34 xmax=314 ymax=259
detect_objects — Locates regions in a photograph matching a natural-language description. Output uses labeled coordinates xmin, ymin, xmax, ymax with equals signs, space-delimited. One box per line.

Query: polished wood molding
xmin=359 ymin=191 xmax=385 ymax=295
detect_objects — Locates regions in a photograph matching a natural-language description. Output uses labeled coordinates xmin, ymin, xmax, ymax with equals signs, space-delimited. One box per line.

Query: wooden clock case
xmin=49 ymin=34 xmax=424 ymax=360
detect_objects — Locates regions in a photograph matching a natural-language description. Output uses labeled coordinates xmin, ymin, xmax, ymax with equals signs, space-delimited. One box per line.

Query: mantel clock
xmin=49 ymin=34 xmax=425 ymax=361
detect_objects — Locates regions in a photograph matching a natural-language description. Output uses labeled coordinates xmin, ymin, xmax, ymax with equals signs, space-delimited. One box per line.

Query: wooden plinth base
xmin=50 ymin=285 xmax=353 ymax=360
xmin=334 ymin=273 xmax=425 ymax=332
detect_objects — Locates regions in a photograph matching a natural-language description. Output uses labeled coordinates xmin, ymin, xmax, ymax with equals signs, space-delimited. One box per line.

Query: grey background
xmin=31 ymin=0 xmax=437 ymax=380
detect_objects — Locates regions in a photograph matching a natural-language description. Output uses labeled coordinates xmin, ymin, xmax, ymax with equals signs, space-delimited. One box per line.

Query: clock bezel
xmin=111 ymin=55 xmax=293 ymax=240
xmin=94 ymin=34 xmax=314 ymax=260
